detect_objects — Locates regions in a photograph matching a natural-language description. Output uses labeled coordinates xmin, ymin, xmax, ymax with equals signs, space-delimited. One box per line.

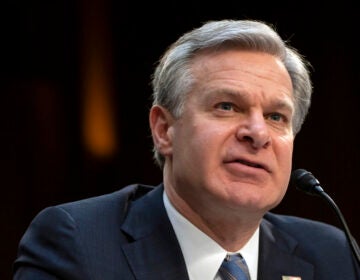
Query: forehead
xmin=189 ymin=49 xmax=293 ymax=102
xmin=192 ymin=49 xmax=290 ymax=83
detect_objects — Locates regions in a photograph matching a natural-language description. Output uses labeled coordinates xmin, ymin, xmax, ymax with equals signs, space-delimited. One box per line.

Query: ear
xmin=149 ymin=105 xmax=175 ymax=157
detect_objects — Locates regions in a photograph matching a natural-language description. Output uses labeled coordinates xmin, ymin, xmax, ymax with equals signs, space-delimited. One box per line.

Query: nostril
xmin=237 ymin=132 xmax=271 ymax=149
xmin=242 ymin=135 xmax=254 ymax=143
xmin=241 ymin=135 xmax=254 ymax=144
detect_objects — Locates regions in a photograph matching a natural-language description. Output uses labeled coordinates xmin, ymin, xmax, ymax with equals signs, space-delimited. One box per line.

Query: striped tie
xmin=219 ymin=254 xmax=250 ymax=280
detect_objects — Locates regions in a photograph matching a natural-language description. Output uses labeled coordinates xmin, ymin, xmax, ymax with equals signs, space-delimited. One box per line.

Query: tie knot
xmin=219 ymin=254 xmax=250 ymax=280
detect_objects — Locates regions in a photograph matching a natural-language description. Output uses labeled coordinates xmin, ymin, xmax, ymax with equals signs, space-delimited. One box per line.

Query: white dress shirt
xmin=163 ymin=191 xmax=259 ymax=280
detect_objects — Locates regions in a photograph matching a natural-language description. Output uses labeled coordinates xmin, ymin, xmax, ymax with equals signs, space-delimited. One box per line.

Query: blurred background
xmin=3 ymin=0 xmax=360 ymax=278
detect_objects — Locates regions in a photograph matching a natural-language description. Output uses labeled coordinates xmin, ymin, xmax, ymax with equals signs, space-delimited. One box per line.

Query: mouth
xmin=225 ymin=157 xmax=271 ymax=173
xmin=235 ymin=159 xmax=263 ymax=169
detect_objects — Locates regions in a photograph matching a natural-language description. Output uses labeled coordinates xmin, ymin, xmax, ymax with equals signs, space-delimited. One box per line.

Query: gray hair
xmin=151 ymin=19 xmax=313 ymax=168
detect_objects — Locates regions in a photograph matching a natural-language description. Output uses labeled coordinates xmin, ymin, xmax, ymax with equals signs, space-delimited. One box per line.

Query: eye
xmin=216 ymin=102 xmax=234 ymax=111
xmin=268 ymin=112 xmax=286 ymax=122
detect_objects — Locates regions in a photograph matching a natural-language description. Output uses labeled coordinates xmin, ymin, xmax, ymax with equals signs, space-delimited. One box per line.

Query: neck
xmin=164 ymin=182 xmax=261 ymax=252
xmin=199 ymin=214 xmax=260 ymax=252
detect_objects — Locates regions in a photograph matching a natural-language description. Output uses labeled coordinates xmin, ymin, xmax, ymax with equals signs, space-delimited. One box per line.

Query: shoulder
xmin=37 ymin=183 xmax=158 ymax=225
xmin=14 ymin=184 xmax=161 ymax=278
xmin=18 ymin=183 xmax=159 ymax=243
xmin=260 ymin=212 xmax=360 ymax=278
xmin=263 ymin=212 xmax=343 ymax=235
xmin=262 ymin=213 xmax=348 ymax=250
xmin=58 ymin=184 xmax=156 ymax=211
xmin=263 ymin=211 xmax=346 ymax=242
xmin=15 ymin=185 xmax=159 ymax=266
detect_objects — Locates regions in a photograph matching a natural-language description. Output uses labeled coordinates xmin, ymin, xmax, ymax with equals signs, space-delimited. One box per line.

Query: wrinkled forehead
xmin=190 ymin=49 xmax=292 ymax=93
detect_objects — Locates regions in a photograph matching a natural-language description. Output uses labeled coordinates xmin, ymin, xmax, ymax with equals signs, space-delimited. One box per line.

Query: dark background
xmin=3 ymin=0 xmax=360 ymax=278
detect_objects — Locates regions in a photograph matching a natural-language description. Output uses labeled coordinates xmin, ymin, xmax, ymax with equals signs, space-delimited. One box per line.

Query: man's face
xmin=161 ymin=49 xmax=294 ymax=217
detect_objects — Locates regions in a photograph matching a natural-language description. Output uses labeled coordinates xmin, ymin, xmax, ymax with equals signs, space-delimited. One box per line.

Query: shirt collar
xmin=163 ymin=191 xmax=259 ymax=280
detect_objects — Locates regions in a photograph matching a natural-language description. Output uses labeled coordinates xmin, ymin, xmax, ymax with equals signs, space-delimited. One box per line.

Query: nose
xmin=236 ymin=112 xmax=271 ymax=149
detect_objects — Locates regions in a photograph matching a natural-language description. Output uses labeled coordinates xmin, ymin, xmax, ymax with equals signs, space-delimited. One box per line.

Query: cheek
xmin=276 ymin=134 xmax=294 ymax=157
xmin=178 ymin=118 xmax=226 ymax=148
xmin=275 ymin=137 xmax=294 ymax=182
xmin=173 ymin=121 xmax=228 ymax=170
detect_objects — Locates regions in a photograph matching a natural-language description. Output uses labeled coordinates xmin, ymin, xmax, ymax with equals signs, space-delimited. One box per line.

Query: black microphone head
xmin=290 ymin=169 xmax=323 ymax=196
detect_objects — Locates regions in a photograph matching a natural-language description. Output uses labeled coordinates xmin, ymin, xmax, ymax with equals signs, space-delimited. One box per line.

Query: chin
xmin=237 ymin=194 xmax=283 ymax=213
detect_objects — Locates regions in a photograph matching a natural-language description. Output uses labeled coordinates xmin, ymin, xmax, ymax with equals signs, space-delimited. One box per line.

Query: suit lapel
xmin=121 ymin=185 xmax=189 ymax=280
xmin=120 ymin=185 xmax=316 ymax=280
xmin=258 ymin=217 xmax=314 ymax=280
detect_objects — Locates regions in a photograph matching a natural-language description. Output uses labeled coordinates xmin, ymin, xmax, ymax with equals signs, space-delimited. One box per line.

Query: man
xmin=14 ymin=19 xmax=360 ymax=279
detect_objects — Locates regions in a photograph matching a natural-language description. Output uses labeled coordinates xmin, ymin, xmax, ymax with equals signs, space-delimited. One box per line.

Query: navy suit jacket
xmin=14 ymin=184 xmax=360 ymax=279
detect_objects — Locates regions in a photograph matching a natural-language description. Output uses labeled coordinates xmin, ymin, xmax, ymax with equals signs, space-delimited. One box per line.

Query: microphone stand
xmin=291 ymin=169 xmax=360 ymax=267
xmin=315 ymin=187 xmax=360 ymax=267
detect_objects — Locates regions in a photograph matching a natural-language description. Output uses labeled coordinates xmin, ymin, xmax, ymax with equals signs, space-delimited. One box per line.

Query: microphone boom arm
xmin=291 ymin=169 xmax=360 ymax=267
xmin=316 ymin=189 xmax=360 ymax=266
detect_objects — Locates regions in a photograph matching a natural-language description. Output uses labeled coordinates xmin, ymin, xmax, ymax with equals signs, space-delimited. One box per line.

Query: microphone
xmin=290 ymin=169 xmax=360 ymax=266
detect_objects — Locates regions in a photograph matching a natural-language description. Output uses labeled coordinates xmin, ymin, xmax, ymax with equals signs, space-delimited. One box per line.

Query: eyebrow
xmin=206 ymin=88 xmax=294 ymax=112
xmin=206 ymin=88 xmax=249 ymax=100
xmin=270 ymin=98 xmax=294 ymax=113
